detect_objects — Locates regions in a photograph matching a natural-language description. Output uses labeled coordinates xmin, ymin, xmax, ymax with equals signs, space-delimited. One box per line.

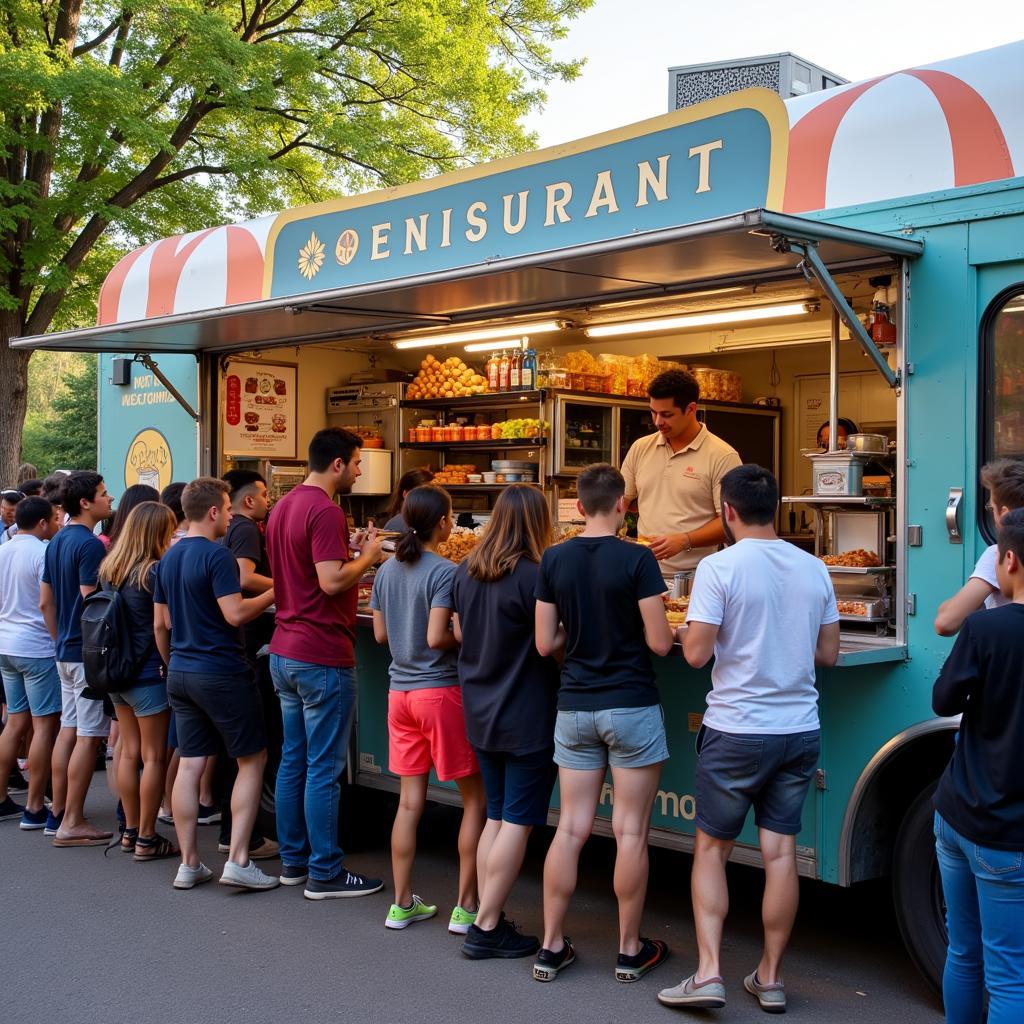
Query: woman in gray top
xmin=370 ymin=484 xmax=485 ymax=934
xmin=382 ymin=468 xmax=434 ymax=532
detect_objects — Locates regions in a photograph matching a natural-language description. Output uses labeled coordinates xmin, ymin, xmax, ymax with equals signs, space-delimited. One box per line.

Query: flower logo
xmin=297 ymin=232 xmax=325 ymax=281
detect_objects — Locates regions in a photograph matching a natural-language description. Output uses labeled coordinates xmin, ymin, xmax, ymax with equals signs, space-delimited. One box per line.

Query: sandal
xmin=104 ymin=827 xmax=138 ymax=857
xmin=133 ymin=832 xmax=180 ymax=861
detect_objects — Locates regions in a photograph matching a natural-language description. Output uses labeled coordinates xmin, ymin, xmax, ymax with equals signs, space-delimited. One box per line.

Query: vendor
xmin=622 ymin=369 xmax=741 ymax=575
xmin=816 ymin=417 xmax=859 ymax=450
xmin=382 ymin=467 xmax=434 ymax=532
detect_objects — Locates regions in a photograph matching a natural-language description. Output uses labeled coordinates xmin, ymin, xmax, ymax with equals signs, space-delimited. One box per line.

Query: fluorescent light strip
xmin=584 ymin=302 xmax=812 ymax=339
xmin=392 ymin=321 xmax=561 ymax=350
xmin=464 ymin=338 xmax=526 ymax=353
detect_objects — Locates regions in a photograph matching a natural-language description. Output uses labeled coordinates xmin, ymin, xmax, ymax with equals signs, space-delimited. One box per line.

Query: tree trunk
xmin=0 ymin=315 xmax=32 ymax=487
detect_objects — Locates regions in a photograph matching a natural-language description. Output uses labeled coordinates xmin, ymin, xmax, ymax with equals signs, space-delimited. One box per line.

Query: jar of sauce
xmin=407 ymin=427 xmax=418 ymax=443
xmin=431 ymin=425 xmax=446 ymax=443
xmin=448 ymin=423 xmax=464 ymax=442
xmin=463 ymin=425 xmax=477 ymax=442
xmin=415 ymin=424 xmax=431 ymax=443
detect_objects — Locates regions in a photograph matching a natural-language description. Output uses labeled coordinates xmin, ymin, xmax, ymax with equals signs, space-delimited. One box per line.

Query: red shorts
xmin=387 ymin=686 xmax=478 ymax=782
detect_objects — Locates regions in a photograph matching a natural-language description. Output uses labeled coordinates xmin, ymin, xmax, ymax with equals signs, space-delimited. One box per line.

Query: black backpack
xmin=81 ymin=584 xmax=150 ymax=694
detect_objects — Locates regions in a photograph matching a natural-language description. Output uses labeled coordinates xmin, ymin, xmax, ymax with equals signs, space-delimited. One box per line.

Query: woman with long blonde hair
xmin=100 ymin=501 xmax=179 ymax=859
xmin=451 ymin=485 xmax=562 ymax=959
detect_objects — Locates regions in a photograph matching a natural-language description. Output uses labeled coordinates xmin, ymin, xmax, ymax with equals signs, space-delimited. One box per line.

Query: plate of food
xmin=664 ymin=596 xmax=689 ymax=626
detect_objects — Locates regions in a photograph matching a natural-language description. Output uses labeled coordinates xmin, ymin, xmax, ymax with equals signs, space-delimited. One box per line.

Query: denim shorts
xmin=0 ymin=654 xmax=62 ymax=717
xmin=695 ymin=725 xmax=820 ymax=841
xmin=475 ymin=746 xmax=557 ymax=826
xmin=554 ymin=704 xmax=669 ymax=770
xmin=111 ymin=680 xmax=169 ymax=717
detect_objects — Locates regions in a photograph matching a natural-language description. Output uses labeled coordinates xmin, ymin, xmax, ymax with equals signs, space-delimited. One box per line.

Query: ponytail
xmin=394 ymin=484 xmax=451 ymax=564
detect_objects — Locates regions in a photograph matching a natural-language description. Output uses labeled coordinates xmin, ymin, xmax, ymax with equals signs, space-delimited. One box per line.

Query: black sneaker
xmin=462 ymin=915 xmax=540 ymax=960
xmin=304 ymin=869 xmax=384 ymax=900
xmin=197 ymin=803 xmax=221 ymax=826
xmin=0 ymin=795 xmax=26 ymax=821
xmin=615 ymin=937 xmax=669 ymax=983
xmin=7 ymin=768 xmax=28 ymax=793
xmin=280 ymin=864 xmax=309 ymax=886
xmin=533 ymin=939 xmax=576 ymax=982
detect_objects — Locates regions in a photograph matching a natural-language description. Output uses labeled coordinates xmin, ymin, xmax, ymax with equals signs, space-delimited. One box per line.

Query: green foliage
xmin=1 ymin=0 xmax=593 ymax=335
xmin=21 ymin=352 xmax=98 ymax=472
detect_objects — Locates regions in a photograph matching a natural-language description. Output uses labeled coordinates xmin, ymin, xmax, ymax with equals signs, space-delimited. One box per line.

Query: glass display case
xmin=551 ymin=394 xmax=614 ymax=475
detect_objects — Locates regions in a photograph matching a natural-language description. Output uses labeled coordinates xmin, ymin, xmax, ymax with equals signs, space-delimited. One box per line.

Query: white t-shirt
xmin=687 ymin=538 xmax=839 ymax=735
xmin=968 ymin=544 xmax=1010 ymax=611
xmin=0 ymin=534 xmax=55 ymax=658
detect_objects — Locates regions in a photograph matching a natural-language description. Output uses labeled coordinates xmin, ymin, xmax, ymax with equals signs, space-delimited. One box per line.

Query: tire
xmin=892 ymin=783 xmax=946 ymax=994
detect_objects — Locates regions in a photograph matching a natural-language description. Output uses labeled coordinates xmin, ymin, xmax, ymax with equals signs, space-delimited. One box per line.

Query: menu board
xmin=222 ymin=361 xmax=297 ymax=458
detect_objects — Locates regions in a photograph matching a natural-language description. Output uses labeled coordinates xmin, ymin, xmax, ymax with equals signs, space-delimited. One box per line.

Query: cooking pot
xmin=846 ymin=433 xmax=888 ymax=454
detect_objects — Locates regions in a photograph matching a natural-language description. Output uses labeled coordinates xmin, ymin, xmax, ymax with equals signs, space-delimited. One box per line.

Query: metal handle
xmin=945 ymin=487 xmax=963 ymax=544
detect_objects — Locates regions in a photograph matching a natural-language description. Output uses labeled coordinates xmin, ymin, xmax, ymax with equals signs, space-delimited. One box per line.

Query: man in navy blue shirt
xmin=154 ymin=477 xmax=277 ymax=892
xmin=40 ymin=471 xmax=115 ymax=846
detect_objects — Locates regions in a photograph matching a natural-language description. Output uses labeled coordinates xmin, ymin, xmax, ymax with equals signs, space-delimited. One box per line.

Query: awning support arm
xmin=134 ymin=353 xmax=201 ymax=422
xmin=772 ymin=236 xmax=899 ymax=389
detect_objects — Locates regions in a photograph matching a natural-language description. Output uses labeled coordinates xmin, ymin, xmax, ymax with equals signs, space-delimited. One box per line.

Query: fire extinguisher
xmin=868 ymin=275 xmax=897 ymax=345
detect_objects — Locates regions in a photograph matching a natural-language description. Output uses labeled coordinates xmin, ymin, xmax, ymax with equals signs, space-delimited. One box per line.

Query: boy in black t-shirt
xmin=533 ymin=464 xmax=675 ymax=984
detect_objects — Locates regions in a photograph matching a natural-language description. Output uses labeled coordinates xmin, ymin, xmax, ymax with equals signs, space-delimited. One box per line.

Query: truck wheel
xmin=892 ymin=784 xmax=946 ymax=994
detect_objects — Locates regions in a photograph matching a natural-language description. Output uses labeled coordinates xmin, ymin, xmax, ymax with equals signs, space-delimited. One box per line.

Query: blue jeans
xmin=270 ymin=656 xmax=355 ymax=881
xmin=934 ymin=811 xmax=1024 ymax=1024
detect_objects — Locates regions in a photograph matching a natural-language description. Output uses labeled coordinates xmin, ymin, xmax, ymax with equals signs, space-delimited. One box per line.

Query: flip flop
xmin=53 ymin=832 xmax=113 ymax=847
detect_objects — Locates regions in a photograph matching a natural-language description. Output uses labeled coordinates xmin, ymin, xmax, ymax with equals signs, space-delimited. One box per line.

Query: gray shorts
xmin=695 ymin=725 xmax=820 ymax=840
xmin=554 ymin=705 xmax=669 ymax=770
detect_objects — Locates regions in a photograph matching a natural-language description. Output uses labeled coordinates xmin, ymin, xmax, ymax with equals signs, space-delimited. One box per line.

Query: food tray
xmin=836 ymin=597 xmax=889 ymax=621
xmin=825 ymin=565 xmax=894 ymax=574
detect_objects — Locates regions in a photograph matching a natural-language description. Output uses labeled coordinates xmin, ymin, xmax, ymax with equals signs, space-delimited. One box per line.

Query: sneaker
xmin=43 ymin=809 xmax=64 ymax=836
xmin=533 ymin=939 xmax=576 ymax=982
xmin=157 ymin=810 xmax=174 ymax=825
xmin=615 ymin=937 xmax=669 ymax=983
xmin=19 ymin=806 xmax=48 ymax=831
xmin=744 ymin=971 xmax=787 ymax=1014
xmin=280 ymin=865 xmax=309 ymax=887
xmin=384 ymin=894 xmax=437 ymax=927
xmin=216 ymin=836 xmax=279 ymax=858
xmin=0 ymin=795 xmax=25 ymax=821
xmin=173 ymin=862 xmax=214 ymax=890
xmin=462 ymin=916 xmax=540 ymax=959
xmin=304 ymin=870 xmax=384 ymax=901
xmin=219 ymin=859 xmax=280 ymax=891
xmin=197 ymin=803 xmax=221 ymax=825
xmin=448 ymin=905 xmax=478 ymax=935
xmin=7 ymin=769 xmax=28 ymax=793
xmin=17 ymin=757 xmax=28 ymax=772
xmin=657 ymin=973 xmax=726 ymax=1009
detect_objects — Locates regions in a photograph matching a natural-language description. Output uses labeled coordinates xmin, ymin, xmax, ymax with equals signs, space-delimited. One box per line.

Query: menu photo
xmin=222 ymin=361 xmax=297 ymax=458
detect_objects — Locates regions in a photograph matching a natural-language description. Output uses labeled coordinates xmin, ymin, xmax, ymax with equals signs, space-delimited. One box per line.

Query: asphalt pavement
xmin=1 ymin=775 xmax=943 ymax=1024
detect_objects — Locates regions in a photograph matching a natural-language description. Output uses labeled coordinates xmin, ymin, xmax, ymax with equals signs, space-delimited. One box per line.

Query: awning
xmin=12 ymin=208 xmax=921 ymax=355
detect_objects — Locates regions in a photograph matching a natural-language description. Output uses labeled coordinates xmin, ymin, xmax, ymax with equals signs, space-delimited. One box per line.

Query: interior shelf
xmin=400 ymin=439 xmax=546 ymax=450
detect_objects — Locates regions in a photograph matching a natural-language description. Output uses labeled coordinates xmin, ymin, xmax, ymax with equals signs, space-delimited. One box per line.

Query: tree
xmin=0 ymin=0 xmax=592 ymax=483
xmin=21 ymin=352 xmax=97 ymax=473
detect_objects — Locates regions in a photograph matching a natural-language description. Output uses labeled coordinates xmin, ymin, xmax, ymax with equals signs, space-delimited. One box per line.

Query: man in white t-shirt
xmin=658 ymin=465 xmax=839 ymax=1014
xmin=0 ymin=497 xmax=64 ymax=829
xmin=935 ymin=459 xmax=1024 ymax=636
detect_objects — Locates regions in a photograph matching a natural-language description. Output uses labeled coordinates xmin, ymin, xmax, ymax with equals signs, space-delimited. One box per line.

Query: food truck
xmin=16 ymin=38 xmax=1024 ymax=990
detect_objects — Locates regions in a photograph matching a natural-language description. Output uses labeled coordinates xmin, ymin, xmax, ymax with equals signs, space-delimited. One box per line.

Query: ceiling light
xmin=391 ymin=320 xmax=562 ymax=350
xmin=463 ymin=338 xmax=527 ymax=353
xmin=584 ymin=302 xmax=814 ymax=339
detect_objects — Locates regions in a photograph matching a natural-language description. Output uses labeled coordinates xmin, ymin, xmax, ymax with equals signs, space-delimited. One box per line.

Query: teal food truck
xmin=17 ymin=39 xmax=1024 ymax=990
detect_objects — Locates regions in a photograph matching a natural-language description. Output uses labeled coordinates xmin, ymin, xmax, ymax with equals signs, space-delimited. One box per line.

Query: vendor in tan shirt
xmin=621 ymin=370 xmax=741 ymax=575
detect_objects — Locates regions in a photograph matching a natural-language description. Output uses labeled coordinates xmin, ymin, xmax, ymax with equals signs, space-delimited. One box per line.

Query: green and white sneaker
xmin=448 ymin=905 xmax=478 ymax=935
xmin=385 ymin=895 xmax=438 ymax=930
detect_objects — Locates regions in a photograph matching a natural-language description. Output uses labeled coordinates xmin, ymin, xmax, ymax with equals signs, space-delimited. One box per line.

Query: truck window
xmin=982 ymin=286 xmax=1024 ymax=536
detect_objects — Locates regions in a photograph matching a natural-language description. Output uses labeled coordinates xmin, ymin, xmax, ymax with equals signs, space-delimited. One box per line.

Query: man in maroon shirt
xmin=266 ymin=427 xmax=385 ymax=899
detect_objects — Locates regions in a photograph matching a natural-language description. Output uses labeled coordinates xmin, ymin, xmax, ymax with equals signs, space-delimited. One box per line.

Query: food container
xmin=491 ymin=459 xmax=535 ymax=471
xmin=845 ymin=432 xmax=889 ymax=454
xmin=809 ymin=452 xmax=868 ymax=496
xmin=361 ymin=435 xmax=384 ymax=449
xmin=691 ymin=366 xmax=743 ymax=403
xmin=548 ymin=368 xmax=570 ymax=389
xmin=467 ymin=473 xmax=483 ymax=484
xmin=495 ymin=473 xmax=507 ymax=483
xmin=463 ymin=425 xmax=477 ymax=441
xmin=482 ymin=471 xmax=498 ymax=483
xmin=504 ymin=472 xmax=523 ymax=482
xmin=521 ymin=473 xmax=537 ymax=483
xmin=407 ymin=427 xmax=418 ymax=443
xmin=448 ymin=424 xmax=464 ymax=442
xmin=430 ymin=426 xmax=446 ymax=443
xmin=415 ymin=425 xmax=431 ymax=443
